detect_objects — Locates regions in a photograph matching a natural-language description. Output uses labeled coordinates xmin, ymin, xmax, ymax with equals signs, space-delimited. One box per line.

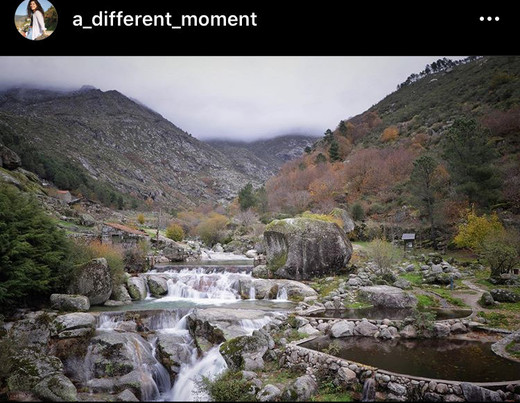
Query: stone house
xmin=102 ymin=222 xmax=149 ymax=248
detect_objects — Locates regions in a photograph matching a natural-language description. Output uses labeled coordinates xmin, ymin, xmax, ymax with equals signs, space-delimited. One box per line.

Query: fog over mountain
xmin=0 ymin=56 xmax=464 ymax=141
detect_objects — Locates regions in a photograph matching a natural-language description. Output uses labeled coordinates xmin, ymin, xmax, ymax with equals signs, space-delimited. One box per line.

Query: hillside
xmin=207 ymin=134 xmax=319 ymax=178
xmin=264 ymin=56 xmax=520 ymax=246
xmin=0 ymin=86 xmax=306 ymax=210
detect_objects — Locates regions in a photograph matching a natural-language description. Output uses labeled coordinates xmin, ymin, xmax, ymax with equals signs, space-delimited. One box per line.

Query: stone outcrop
xmin=186 ymin=308 xmax=282 ymax=351
xmin=156 ymin=332 xmax=193 ymax=378
xmin=50 ymin=293 xmax=91 ymax=312
xmin=263 ymin=217 xmax=353 ymax=280
xmin=358 ymin=285 xmax=418 ymax=309
xmin=219 ymin=329 xmax=274 ymax=371
xmin=52 ymin=312 xmax=96 ymax=338
xmin=127 ymin=276 xmax=148 ymax=300
xmin=146 ymin=274 xmax=169 ymax=297
xmin=68 ymin=258 xmax=113 ymax=305
xmin=0 ymin=144 xmax=22 ymax=170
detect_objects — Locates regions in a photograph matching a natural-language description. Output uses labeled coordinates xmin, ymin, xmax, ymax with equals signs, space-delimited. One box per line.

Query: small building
xmin=102 ymin=222 xmax=149 ymax=248
xmin=401 ymin=233 xmax=416 ymax=250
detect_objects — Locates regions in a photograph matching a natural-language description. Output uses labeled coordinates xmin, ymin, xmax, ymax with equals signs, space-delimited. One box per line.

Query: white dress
xmin=28 ymin=10 xmax=45 ymax=40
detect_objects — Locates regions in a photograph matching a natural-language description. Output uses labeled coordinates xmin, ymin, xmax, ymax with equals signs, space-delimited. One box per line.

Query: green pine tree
xmin=329 ymin=140 xmax=341 ymax=162
xmin=0 ymin=184 xmax=74 ymax=311
xmin=442 ymin=118 xmax=502 ymax=209
xmin=238 ymin=183 xmax=256 ymax=211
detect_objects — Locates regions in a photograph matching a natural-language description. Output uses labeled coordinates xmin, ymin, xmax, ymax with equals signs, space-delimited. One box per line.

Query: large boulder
xmin=52 ymin=313 xmax=96 ymax=339
xmin=358 ymin=285 xmax=418 ymax=309
xmin=50 ymin=294 xmax=91 ymax=312
xmin=7 ymin=347 xmax=77 ymax=401
xmin=219 ymin=329 xmax=273 ymax=371
xmin=186 ymin=308 xmax=279 ymax=351
xmin=330 ymin=207 xmax=356 ymax=233
xmin=127 ymin=276 xmax=148 ymax=300
xmin=68 ymin=258 xmax=113 ymax=305
xmin=282 ymin=374 xmax=318 ymax=401
xmin=0 ymin=144 xmax=22 ymax=170
xmin=263 ymin=217 xmax=352 ymax=280
xmin=156 ymin=332 xmax=194 ymax=377
xmin=147 ymin=274 xmax=169 ymax=297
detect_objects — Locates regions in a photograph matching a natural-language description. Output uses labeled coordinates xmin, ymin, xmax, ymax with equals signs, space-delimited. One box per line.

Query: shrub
xmin=366 ymin=238 xmax=402 ymax=275
xmin=199 ymin=370 xmax=256 ymax=402
xmin=351 ymin=203 xmax=365 ymax=221
xmin=137 ymin=213 xmax=145 ymax=225
xmin=480 ymin=231 xmax=520 ymax=279
xmin=72 ymin=239 xmax=126 ymax=287
xmin=123 ymin=240 xmax=150 ymax=274
xmin=408 ymin=309 xmax=436 ymax=337
xmin=195 ymin=213 xmax=229 ymax=246
xmin=454 ymin=207 xmax=505 ymax=252
xmin=380 ymin=126 xmax=399 ymax=142
xmin=165 ymin=222 xmax=184 ymax=242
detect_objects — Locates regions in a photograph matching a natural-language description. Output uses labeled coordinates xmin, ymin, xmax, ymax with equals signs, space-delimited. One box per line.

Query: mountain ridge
xmin=0 ymin=86 xmax=317 ymax=209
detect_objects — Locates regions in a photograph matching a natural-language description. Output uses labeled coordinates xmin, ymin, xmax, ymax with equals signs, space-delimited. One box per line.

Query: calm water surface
xmin=301 ymin=336 xmax=520 ymax=382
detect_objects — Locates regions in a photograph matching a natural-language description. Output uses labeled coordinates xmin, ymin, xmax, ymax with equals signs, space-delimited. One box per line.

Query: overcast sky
xmin=0 ymin=56 xmax=465 ymax=141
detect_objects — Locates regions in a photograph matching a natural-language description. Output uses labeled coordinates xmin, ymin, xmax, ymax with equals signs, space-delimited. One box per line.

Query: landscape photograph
xmin=0 ymin=55 xmax=519 ymax=402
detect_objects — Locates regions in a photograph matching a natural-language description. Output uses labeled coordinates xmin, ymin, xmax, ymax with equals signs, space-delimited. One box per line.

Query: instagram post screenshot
xmin=0 ymin=1 xmax=519 ymax=402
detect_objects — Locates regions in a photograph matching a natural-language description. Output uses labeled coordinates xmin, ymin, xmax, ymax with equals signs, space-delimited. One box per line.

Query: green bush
xmin=351 ymin=203 xmax=365 ymax=221
xmin=199 ymin=370 xmax=257 ymax=402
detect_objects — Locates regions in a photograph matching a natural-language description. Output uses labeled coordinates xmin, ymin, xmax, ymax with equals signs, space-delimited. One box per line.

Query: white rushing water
xmin=276 ymin=286 xmax=288 ymax=301
xmin=87 ymin=309 xmax=274 ymax=402
xmin=165 ymin=345 xmax=228 ymax=401
xmin=81 ymin=260 xmax=294 ymax=402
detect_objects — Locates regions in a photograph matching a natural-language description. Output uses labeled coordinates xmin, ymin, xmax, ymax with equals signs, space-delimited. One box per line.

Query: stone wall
xmin=283 ymin=329 xmax=520 ymax=402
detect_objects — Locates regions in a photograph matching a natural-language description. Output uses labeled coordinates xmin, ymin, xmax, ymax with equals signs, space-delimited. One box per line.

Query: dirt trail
xmin=454 ymin=280 xmax=488 ymax=318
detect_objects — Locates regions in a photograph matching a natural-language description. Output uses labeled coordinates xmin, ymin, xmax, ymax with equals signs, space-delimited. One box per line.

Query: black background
xmin=2 ymin=1 xmax=516 ymax=56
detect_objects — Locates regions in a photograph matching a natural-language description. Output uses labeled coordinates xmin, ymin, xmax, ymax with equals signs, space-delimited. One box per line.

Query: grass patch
xmin=310 ymin=378 xmax=354 ymax=402
xmin=506 ymin=341 xmax=520 ymax=358
xmin=416 ymin=294 xmax=437 ymax=309
xmin=311 ymin=277 xmax=342 ymax=298
xmin=259 ymin=361 xmax=305 ymax=386
xmin=311 ymin=391 xmax=354 ymax=402
xmin=478 ymin=311 xmax=511 ymax=328
xmin=498 ymin=301 xmax=520 ymax=314
xmin=400 ymin=272 xmax=423 ymax=286
xmin=426 ymin=288 xmax=469 ymax=308
xmin=343 ymin=301 xmax=373 ymax=309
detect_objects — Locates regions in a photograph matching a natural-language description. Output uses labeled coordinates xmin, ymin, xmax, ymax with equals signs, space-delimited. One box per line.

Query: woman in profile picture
xmin=25 ymin=0 xmax=46 ymax=40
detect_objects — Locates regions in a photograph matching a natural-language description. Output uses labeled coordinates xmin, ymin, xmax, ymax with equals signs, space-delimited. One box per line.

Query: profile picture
xmin=15 ymin=0 xmax=57 ymax=40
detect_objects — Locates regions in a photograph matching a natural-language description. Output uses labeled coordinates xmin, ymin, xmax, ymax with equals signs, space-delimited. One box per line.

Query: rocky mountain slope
xmin=207 ymin=134 xmax=319 ymax=179
xmin=0 ymin=87 xmax=313 ymax=209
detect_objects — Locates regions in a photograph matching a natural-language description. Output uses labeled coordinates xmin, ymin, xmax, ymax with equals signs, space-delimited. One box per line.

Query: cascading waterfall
xmin=150 ymin=269 xmax=244 ymax=304
xmin=166 ymin=345 xmax=228 ymax=402
xmin=239 ymin=316 xmax=272 ymax=334
xmin=75 ymin=312 xmax=179 ymax=401
xmin=276 ymin=286 xmax=288 ymax=301
xmin=75 ymin=259 xmax=294 ymax=402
